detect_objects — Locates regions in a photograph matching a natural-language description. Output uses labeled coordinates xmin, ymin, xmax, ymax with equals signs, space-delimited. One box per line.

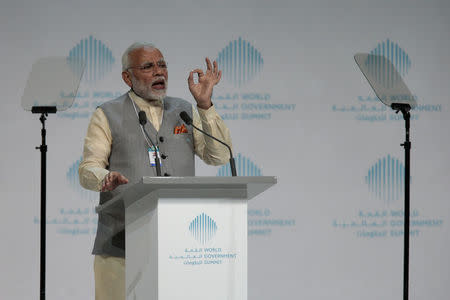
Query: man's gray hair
xmin=122 ymin=42 xmax=157 ymax=71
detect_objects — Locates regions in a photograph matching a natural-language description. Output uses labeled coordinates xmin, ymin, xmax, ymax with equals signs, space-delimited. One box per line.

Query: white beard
xmin=131 ymin=76 xmax=167 ymax=101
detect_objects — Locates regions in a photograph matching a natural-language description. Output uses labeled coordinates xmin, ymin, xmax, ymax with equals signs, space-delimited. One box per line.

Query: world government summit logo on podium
xmin=68 ymin=35 xmax=115 ymax=84
xmin=189 ymin=213 xmax=218 ymax=245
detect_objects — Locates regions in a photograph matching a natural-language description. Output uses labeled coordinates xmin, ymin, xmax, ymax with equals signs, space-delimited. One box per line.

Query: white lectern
xmin=96 ymin=176 xmax=277 ymax=300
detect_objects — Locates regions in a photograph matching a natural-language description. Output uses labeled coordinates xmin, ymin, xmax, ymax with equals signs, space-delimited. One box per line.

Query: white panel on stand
xmin=126 ymin=197 xmax=247 ymax=300
xmin=119 ymin=177 xmax=275 ymax=300
xmin=158 ymin=198 xmax=247 ymax=300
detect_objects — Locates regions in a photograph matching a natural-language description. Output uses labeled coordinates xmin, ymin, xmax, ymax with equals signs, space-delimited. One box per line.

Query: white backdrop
xmin=1 ymin=0 xmax=449 ymax=299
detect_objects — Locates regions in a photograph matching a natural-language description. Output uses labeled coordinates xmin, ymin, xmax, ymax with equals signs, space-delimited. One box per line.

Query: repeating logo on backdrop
xmin=366 ymin=154 xmax=406 ymax=204
xmin=332 ymin=38 xmax=442 ymax=122
xmin=213 ymin=37 xmax=296 ymax=121
xmin=189 ymin=213 xmax=218 ymax=244
xmin=68 ymin=35 xmax=115 ymax=84
xmin=333 ymin=153 xmax=441 ymax=238
xmin=67 ymin=156 xmax=98 ymax=200
xmin=216 ymin=153 xmax=262 ymax=176
xmin=365 ymin=39 xmax=411 ymax=89
xmin=216 ymin=37 xmax=264 ymax=87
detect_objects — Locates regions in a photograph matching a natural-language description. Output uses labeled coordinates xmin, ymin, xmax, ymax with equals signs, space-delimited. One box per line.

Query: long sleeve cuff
xmin=197 ymin=104 xmax=220 ymax=123
xmin=193 ymin=104 xmax=232 ymax=166
xmin=79 ymin=166 xmax=109 ymax=192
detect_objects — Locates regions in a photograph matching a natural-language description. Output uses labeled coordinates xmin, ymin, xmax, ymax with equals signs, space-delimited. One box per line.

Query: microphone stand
xmin=138 ymin=112 xmax=162 ymax=176
xmin=391 ymin=103 xmax=411 ymax=300
xmin=192 ymin=123 xmax=237 ymax=176
xmin=141 ymin=126 xmax=162 ymax=176
xmin=180 ymin=112 xmax=236 ymax=176
xmin=32 ymin=106 xmax=57 ymax=300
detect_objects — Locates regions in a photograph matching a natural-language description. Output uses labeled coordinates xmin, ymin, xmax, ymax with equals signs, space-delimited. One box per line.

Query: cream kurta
xmin=79 ymin=91 xmax=232 ymax=191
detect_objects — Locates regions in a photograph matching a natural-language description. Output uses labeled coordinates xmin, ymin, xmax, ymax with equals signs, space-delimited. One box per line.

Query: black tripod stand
xmin=391 ymin=103 xmax=412 ymax=300
xmin=32 ymin=106 xmax=57 ymax=300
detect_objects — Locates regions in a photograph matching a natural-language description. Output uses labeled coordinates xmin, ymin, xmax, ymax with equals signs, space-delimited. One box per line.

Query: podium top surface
xmin=96 ymin=176 xmax=277 ymax=214
xmin=140 ymin=175 xmax=276 ymax=186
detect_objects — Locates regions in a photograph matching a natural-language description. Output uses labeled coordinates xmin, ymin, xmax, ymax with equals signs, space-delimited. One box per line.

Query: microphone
xmin=179 ymin=111 xmax=237 ymax=176
xmin=138 ymin=110 xmax=147 ymax=126
xmin=179 ymin=111 xmax=193 ymax=125
xmin=138 ymin=111 xmax=162 ymax=176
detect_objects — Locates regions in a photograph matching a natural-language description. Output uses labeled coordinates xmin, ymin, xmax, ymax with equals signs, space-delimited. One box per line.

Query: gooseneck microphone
xmin=138 ymin=111 xmax=162 ymax=176
xmin=179 ymin=111 xmax=237 ymax=176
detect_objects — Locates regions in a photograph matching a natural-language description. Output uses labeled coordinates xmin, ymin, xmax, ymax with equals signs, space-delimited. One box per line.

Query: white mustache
xmin=151 ymin=77 xmax=166 ymax=85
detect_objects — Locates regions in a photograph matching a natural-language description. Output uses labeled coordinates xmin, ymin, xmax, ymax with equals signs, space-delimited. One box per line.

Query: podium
xmin=96 ymin=176 xmax=277 ymax=300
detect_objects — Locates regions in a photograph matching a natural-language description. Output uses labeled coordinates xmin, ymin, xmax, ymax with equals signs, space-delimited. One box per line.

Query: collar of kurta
xmin=128 ymin=90 xmax=164 ymax=108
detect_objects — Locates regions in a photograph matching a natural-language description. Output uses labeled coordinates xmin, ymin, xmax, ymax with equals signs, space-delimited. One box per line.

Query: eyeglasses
xmin=127 ymin=61 xmax=168 ymax=73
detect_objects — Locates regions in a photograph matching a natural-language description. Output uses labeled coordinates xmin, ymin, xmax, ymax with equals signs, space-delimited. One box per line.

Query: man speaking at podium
xmin=78 ymin=42 xmax=232 ymax=300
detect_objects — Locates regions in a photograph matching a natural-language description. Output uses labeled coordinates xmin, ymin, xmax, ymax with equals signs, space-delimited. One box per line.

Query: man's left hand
xmin=188 ymin=57 xmax=222 ymax=110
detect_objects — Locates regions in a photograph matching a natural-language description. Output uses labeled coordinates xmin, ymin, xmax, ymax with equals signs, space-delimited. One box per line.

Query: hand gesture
xmin=101 ymin=171 xmax=129 ymax=192
xmin=188 ymin=57 xmax=222 ymax=109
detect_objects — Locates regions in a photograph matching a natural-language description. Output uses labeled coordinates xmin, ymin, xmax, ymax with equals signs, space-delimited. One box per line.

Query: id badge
xmin=148 ymin=146 xmax=161 ymax=167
